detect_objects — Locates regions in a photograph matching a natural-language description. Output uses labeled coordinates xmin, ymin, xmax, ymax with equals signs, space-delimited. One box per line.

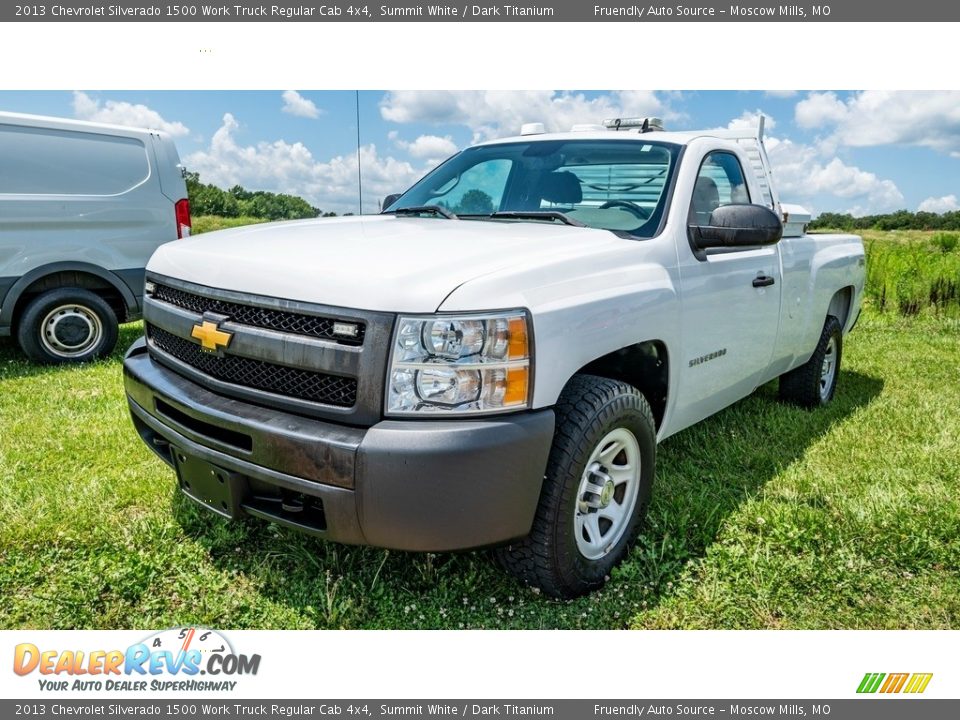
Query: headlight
xmin=386 ymin=311 xmax=531 ymax=415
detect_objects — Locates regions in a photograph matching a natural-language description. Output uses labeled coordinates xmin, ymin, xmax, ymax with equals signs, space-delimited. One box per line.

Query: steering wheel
xmin=599 ymin=200 xmax=651 ymax=220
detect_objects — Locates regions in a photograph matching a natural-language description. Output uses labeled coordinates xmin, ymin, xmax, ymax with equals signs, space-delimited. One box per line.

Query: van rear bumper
xmin=123 ymin=338 xmax=554 ymax=552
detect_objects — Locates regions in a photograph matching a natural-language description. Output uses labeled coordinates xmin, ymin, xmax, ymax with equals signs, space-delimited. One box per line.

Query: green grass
xmin=1 ymin=238 xmax=958 ymax=629
xmin=191 ymin=215 xmax=268 ymax=235
xmin=820 ymin=229 xmax=960 ymax=317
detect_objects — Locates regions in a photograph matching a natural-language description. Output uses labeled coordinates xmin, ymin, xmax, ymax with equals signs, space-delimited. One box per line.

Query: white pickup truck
xmin=123 ymin=117 xmax=865 ymax=597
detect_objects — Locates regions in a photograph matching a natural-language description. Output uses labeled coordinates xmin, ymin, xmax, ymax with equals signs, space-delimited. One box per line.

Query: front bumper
xmin=123 ymin=338 xmax=554 ymax=551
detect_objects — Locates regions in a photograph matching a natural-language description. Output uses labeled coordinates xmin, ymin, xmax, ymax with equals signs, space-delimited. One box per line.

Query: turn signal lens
xmin=503 ymin=366 xmax=529 ymax=406
xmin=508 ymin=317 xmax=528 ymax=360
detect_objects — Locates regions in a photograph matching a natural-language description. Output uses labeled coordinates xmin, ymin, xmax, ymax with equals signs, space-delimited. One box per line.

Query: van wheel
xmin=496 ymin=375 xmax=656 ymax=598
xmin=779 ymin=315 xmax=843 ymax=408
xmin=17 ymin=288 xmax=119 ymax=364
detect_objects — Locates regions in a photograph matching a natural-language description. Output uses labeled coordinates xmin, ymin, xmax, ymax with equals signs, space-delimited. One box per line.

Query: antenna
xmin=355 ymin=90 xmax=363 ymax=215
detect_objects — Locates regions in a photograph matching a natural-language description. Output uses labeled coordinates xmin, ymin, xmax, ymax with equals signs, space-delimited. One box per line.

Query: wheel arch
xmin=0 ymin=262 xmax=138 ymax=330
xmin=575 ymin=339 xmax=670 ymax=430
xmin=826 ymin=285 xmax=855 ymax=331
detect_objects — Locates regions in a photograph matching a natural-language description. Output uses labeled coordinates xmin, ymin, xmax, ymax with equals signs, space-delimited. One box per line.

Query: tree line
xmin=809 ymin=210 xmax=960 ymax=231
xmin=186 ymin=172 xmax=339 ymax=220
xmin=187 ymin=174 xmax=960 ymax=231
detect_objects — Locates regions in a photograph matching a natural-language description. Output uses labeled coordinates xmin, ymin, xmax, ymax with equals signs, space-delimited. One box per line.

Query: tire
xmin=779 ymin=315 xmax=843 ymax=408
xmin=496 ymin=374 xmax=656 ymax=598
xmin=16 ymin=288 xmax=119 ymax=364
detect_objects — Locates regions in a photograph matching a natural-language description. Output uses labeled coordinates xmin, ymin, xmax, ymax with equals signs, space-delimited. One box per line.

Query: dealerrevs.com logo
xmin=13 ymin=628 xmax=261 ymax=693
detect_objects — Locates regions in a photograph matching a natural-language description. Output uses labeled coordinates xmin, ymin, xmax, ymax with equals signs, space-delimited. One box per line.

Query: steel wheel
xmin=40 ymin=304 xmax=104 ymax=359
xmin=819 ymin=335 xmax=838 ymax=401
xmin=496 ymin=374 xmax=656 ymax=598
xmin=573 ymin=427 xmax=642 ymax=560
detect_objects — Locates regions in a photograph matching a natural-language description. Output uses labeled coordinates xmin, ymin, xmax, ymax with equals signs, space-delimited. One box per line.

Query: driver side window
xmin=689 ymin=152 xmax=750 ymax=226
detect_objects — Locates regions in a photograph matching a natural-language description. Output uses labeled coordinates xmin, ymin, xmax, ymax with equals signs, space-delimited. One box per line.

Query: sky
xmin=1 ymin=90 xmax=958 ymax=217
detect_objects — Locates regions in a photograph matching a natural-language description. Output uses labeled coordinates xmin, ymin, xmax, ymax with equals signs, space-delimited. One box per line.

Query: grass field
xmin=191 ymin=215 xmax=268 ymax=235
xmin=0 ymin=230 xmax=958 ymax=629
xmin=858 ymin=230 xmax=960 ymax=316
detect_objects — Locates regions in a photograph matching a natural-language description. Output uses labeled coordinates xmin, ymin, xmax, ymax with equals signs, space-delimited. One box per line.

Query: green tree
xmin=185 ymin=172 xmax=322 ymax=220
xmin=808 ymin=209 xmax=960 ymax=232
xmin=454 ymin=189 xmax=494 ymax=215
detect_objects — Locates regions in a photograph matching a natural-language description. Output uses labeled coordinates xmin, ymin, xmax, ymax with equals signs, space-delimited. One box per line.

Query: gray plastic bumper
xmin=123 ymin=338 xmax=554 ymax=551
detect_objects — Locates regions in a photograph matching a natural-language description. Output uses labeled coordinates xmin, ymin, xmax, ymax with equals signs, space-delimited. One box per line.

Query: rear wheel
xmin=496 ymin=374 xmax=656 ymax=598
xmin=16 ymin=288 xmax=119 ymax=364
xmin=779 ymin=315 xmax=843 ymax=407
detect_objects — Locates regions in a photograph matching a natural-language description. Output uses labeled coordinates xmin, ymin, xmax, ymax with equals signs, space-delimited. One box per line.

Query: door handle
xmin=752 ymin=275 xmax=776 ymax=288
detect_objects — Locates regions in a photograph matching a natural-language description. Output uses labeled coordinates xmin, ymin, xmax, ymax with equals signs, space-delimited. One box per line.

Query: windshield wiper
xmin=488 ymin=211 xmax=586 ymax=227
xmin=393 ymin=205 xmax=458 ymax=219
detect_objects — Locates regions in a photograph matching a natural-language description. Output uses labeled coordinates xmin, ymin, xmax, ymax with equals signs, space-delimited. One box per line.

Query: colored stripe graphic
xmin=857 ymin=673 xmax=885 ymax=693
xmin=904 ymin=673 xmax=934 ymax=694
xmin=857 ymin=672 xmax=933 ymax=694
xmin=880 ymin=673 xmax=909 ymax=693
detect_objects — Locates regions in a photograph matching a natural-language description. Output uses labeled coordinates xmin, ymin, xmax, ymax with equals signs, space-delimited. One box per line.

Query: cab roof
xmin=473 ymin=115 xmax=770 ymax=149
xmin=473 ymin=129 xmax=718 ymax=148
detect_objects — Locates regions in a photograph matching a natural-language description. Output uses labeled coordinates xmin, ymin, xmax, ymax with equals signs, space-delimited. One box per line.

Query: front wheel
xmin=16 ymin=288 xmax=119 ymax=364
xmin=496 ymin=375 xmax=656 ymax=598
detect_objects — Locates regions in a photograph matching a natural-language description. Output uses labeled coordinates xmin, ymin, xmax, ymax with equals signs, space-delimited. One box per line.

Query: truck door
xmin=671 ymin=150 xmax=782 ymax=432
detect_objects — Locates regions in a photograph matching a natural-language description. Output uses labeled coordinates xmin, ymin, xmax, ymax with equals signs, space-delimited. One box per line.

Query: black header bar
xmin=4 ymin=1 xmax=958 ymax=22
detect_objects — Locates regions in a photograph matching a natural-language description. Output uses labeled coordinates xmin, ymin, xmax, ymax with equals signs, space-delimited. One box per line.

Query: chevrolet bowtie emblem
xmin=191 ymin=320 xmax=233 ymax=353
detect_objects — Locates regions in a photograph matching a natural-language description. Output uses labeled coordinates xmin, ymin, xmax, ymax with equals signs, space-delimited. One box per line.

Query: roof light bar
xmin=602 ymin=117 xmax=664 ymax=133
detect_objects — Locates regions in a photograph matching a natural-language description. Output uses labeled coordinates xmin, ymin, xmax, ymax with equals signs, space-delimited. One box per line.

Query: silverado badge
xmin=191 ymin=319 xmax=233 ymax=353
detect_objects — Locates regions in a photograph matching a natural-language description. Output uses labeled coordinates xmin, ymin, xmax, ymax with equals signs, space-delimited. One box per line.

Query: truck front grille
xmin=152 ymin=283 xmax=365 ymax=345
xmin=147 ymin=325 xmax=358 ymax=408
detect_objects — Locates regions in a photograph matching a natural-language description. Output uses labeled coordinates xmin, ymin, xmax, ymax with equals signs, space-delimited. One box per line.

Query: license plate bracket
xmin=171 ymin=446 xmax=246 ymax=519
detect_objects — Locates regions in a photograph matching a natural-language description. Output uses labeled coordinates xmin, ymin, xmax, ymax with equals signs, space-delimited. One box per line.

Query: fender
xmin=441 ymin=256 xmax=681 ymax=427
xmin=798 ymin=238 xmax=865 ymax=356
xmin=0 ymin=261 xmax=140 ymax=331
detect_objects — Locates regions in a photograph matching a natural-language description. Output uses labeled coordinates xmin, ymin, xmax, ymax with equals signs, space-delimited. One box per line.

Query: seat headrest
xmin=692 ymin=176 xmax=720 ymax=220
xmin=540 ymin=171 xmax=582 ymax=205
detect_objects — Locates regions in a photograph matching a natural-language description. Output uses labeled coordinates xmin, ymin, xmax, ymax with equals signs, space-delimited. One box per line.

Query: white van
xmin=0 ymin=111 xmax=190 ymax=363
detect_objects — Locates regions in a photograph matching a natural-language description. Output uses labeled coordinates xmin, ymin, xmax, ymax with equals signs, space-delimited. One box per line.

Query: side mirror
xmin=382 ymin=194 xmax=401 ymax=212
xmin=689 ymin=204 xmax=783 ymax=257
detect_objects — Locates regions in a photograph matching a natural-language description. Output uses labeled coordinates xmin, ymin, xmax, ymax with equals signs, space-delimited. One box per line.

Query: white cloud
xmin=380 ymin=90 xmax=674 ymax=143
xmin=794 ymin=91 xmax=960 ymax=156
xmin=184 ymin=113 xmax=419 ymax=214
xmin=72 ymin=91 xmax=189 ymax=136
xmin=723 ymin=109 xmax=776 ymax=133
xmin=918 ymin=194 xmax=959 ymax=213
xmin=281 ymin=90 xmax=321 ymax=119
xmin=391 ymin=133 xmax=458 ymax=161
xmin=766 ymin=136 xmax=904 ymax=215
xmin=794 ymin=91 xmax=849 ymax=128
xmin=713 ymin=111 xmax=903 ymax=215
xmin=699 ymin=108 xmax=902 ymax=214
xmin=764 ymin=90 xmax=799 ymax=99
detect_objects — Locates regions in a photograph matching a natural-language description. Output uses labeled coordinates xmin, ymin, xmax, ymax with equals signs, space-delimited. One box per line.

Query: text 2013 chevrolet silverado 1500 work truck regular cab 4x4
xmin=124 ymin=117 xmax=865 ymax=597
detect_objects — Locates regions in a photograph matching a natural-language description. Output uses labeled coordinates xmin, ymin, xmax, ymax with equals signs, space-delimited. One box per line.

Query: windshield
xmin=384 ymin=139 xmax=681 ymax=238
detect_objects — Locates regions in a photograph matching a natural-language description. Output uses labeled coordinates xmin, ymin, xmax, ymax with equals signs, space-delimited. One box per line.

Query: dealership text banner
xmin=3 ymin=701 xmax=960 ymax=719
xmin=6 ymin=0 xmax=960 ymax=22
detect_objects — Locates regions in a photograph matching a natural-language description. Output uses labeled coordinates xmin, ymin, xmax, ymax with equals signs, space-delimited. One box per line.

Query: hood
xmin=147 ymin=215 xmax=628 ymax=312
